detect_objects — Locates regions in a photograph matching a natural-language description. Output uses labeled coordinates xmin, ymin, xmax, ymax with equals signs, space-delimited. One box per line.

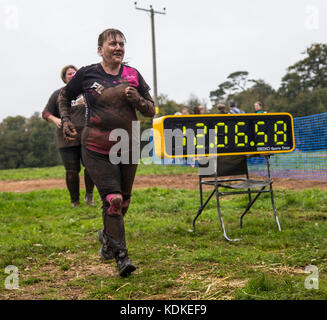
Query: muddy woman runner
xmin=58 ymin=29 xmax=155 ymax=277
xmin=42 ymin=65 xmax=95 ymax=208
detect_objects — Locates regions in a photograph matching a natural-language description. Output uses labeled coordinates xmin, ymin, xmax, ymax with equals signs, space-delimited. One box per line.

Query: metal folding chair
xmin=193 ymin=155 xmax=281 ymax=242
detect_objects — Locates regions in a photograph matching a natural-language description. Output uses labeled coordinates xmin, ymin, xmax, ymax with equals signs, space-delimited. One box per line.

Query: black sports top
xmin=42 ymin=88 xmax=86 ymax=149
xmin=58 ymin=63 xmax=155 ymax=155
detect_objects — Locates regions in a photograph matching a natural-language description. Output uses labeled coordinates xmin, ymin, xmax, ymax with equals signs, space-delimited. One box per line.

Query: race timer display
xmin=152 ymin=113 xmax=295 ymax=158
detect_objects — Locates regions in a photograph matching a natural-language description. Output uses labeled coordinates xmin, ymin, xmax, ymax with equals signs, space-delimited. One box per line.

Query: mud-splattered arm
xmin=125 ymin=87 xmax=155 ymax=118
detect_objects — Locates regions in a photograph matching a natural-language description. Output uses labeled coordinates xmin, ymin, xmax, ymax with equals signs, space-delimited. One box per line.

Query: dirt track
xmin=1 ymin=173 xmax=327 ymax=192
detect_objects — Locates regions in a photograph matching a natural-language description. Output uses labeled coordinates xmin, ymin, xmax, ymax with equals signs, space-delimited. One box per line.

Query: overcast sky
xmin=0 ymin=0 xmax=326 ymax=121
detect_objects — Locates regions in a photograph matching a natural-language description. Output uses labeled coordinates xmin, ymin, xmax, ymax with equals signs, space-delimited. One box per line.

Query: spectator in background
xmin=193 ymin=105 xmax=200 ymax=114
xmin=217 ymin=103 xmax=227 ymax=114
xmin=198 ymin=105 xmax=206 ymax=114
xmin=193 ymin=105 xmax=206 ymax=114
xmin=254 ymin=101 xmax=266 ymax=113
xmin=228 ymin=100 xmax=245 ymax=114
xmin=181 ymin=107 xmax=190 ymax=115
xmin=42 ymin=65 xmax=95 ymax=208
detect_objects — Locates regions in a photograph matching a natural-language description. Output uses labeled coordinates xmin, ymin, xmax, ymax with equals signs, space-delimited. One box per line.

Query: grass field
xmin=0 ymin=179 xmax=327 ymax=300
xmin=0 ymin=163 xmax=197 ymax=181
xmin=1 ymin=150 xmax=326 ymax=182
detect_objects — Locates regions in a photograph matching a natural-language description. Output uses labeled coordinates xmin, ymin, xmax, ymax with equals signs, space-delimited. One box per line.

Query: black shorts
xmin=59 ymin=145 xmax=84 ymax=172
xmin=82 ymin=147 xmax=137 ymax=201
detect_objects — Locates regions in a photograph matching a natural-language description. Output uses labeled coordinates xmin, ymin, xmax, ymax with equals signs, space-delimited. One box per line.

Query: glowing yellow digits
xmin=182 ymin=126 xmax=187 ymax=147
xmin=194 ymin=123 xmax=207 ymax=150
xmin=215 ymin=122 xmax=228 ymax=148
xmin=235 ymin=122 xmax=248 ymax=147
xmin=274 ymin=121 xmax=287 ymax=145
xmin=255 ymin=121 xmax=268 ymax=146
xmin=161 ymin=114 xmax=294 ymax=158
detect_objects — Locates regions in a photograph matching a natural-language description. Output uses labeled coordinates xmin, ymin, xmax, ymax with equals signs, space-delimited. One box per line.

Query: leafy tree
xmin=227 ymin=71 xmax=249 ymax=91
xmin=157 ymin=94 xmax=184 ymax=116
xmin=225 ymin=79 xmax=275 ymax=113
xmin=0 ymin=116 xmax=27 ymax=169
xmin=185 ymin=94 xmax=206 ymax=112
xmin=281 ymin=87 xmax=327 ymax=117
xmin=209 ymin=81 xmax=233 ymax=106
xmin=209 ymin=43 xmax=327 ymax=116
xmin=279 ymin=73 xmax=303 ymax=100
xmin=0 ymin=113 xmax=60 ymax=169
xmin=248 ymin=79 xmax=275 ymax=98
xmin=24 ymin=112 xmax=59 ymax=167
xmin=279 ymin=43 xmax=327 ymax=98
xmin=209 ymin=71 xmax=249 ymax=106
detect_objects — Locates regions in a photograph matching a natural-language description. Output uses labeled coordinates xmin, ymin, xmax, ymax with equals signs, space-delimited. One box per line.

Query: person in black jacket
xmin=42 ymin=65 xmax=95 ymax=208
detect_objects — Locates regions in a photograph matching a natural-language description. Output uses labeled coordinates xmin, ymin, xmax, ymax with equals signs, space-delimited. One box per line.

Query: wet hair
xmin=98 ymin=28 xmax=126 ymax=47
xmin=61 ymin=65 xmax=77 ymax=83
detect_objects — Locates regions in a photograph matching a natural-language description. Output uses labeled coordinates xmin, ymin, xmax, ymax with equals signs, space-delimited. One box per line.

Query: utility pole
xmin=135 ymin=2 xmax=166 ymax=114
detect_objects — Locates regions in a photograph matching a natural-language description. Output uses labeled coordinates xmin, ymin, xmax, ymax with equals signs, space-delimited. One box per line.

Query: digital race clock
xmin=152 ymin=113 xmax=295 ymax=159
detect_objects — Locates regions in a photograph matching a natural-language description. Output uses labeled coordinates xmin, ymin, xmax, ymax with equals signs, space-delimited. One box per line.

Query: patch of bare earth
xmin=147 ymin=267 xmax=247 ymax=300
xmin=0 ymin=252 xmax=117 ymax=300
xmin=1 ymin=174 xmax=326 ymax=193
xmin=149 ymin=263 xmax=308 ymax=300
xmin=1 ymin=255 xmax=247 ymax=300
xmin=249 ymin=263 xmax=306 ymax=276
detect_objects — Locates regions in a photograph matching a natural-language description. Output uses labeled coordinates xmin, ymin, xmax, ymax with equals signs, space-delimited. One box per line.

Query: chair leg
xmin=266 ymin=155 xmax=281 ymax=231
xmin=215 ymin=188 xmax=241 ymax=242
xmin=193 ymin=189 xmax=216 ymax=232
xmin=193 ymin=207 xmax=203 ymax=233
xmin=199 ymin=179 xmax=204 ymax=207
xmin=239 ymin=201 xmax=253 ymax=229
xmin=240 ymin=187 xmax=265 ymax=228
xmin=247 ymin=189 xmax=252 ymax=207
xmin=270 ymin=188 xmax=281 ymax=232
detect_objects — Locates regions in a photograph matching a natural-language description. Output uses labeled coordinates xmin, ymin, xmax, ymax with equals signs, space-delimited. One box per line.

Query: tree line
xmin=209 ymin=43 xmax=327 ymax=116
xmin=0 ymin=42 xmax=326 ymax=169
xmin=0 ymin=113 xmax=60 ymax=169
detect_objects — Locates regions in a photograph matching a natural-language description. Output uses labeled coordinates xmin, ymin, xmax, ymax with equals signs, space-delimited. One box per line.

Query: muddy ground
xmin=1 ymin=173 xmax=326 ymax=192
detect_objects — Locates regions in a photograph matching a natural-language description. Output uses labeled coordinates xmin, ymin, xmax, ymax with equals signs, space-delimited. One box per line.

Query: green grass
xmin=0 ymin=187 xmax=326 ymax=300
xmin=0 ymin=163 xmax=197 ymax=181
xmin=0 ymin=166 xmax=66 ymax=181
